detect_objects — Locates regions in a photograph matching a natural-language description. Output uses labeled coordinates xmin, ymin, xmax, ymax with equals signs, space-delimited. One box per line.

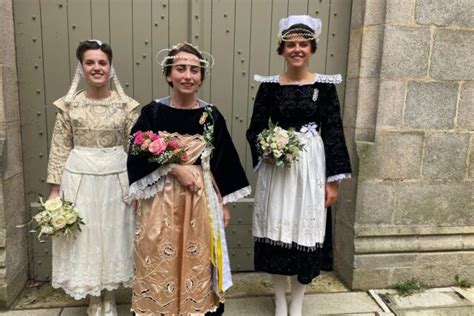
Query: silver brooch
xmin=312 ymin=88 xmax=319 ymax=101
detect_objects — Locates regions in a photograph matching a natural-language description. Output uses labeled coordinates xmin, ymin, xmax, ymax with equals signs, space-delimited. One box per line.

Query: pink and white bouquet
xmin=258 ymin=124 xmax=304 ymax=167
xmin=19 ymin=196 xmax=85 ymax=242
xmin=130 ymin=130 xmax=188 ymax=164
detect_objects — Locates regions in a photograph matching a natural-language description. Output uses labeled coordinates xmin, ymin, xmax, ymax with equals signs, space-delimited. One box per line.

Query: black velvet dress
xmin=246 ymin=74 xmax=351 ymax=284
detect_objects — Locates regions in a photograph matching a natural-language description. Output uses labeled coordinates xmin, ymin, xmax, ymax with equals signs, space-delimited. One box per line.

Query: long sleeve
xmin=47 ymin=102 xmax=73 ymax=184
xmin=320 ymin=84 xmax=352 ymax=182
xmin=246 ymin=83 xmax=272 ymax=168
xmin=127 ymin=103 xmax=157 ymax=186
xmin=210 ymin=108 xmax=250 ymax=203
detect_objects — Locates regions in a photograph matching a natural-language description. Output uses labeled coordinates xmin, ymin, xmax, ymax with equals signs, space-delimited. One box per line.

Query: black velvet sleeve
xmin=246 ymin=83 xmax=272 ymax=168
xmin=210 ymin=107 xmax=250 ymax=198
xmin=127 ymin=102 xmax=158 ymax=186
xmin=320 ymin=84 xmax=352 ymax=180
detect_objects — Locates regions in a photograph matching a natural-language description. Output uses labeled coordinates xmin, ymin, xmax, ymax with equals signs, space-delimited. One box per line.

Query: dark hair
xmin=76 ymin=40 xmax=113 ymax=63
xmin=277 ymin=23 xmax=317 ymax=55
xmin=164 ymin=44 xmax=206 ymax=87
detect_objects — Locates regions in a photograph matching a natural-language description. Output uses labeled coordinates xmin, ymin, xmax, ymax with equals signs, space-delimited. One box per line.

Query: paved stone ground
xmin=1 ymin=272 xmax=473 ymax=315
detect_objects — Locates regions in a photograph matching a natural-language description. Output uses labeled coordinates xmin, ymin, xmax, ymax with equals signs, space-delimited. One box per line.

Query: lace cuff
xmin=223 ymin=186 xmax=251 ymax=204
xmin=128 ymin=164 xmax=176 ymax=200
xmin=327 ymin=173 xmax=351 ymax=183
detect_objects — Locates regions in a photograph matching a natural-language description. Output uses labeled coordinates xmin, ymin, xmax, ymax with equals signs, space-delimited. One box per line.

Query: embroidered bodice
xmin=47 ymin=90 xmax=139 ymax=184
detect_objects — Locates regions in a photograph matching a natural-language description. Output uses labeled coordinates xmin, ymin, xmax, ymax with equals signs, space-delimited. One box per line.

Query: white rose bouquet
xmin=257 ymin=122 xmax=304 ymax=167
xmin=18 ymin=196 xmax=85 ymax=242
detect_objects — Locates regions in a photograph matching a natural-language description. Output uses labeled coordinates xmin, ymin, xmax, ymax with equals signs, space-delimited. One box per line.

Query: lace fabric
xmin=53 ymin=147 xmax=134 ymax=300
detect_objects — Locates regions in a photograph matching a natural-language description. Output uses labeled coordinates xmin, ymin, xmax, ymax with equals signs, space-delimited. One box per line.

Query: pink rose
xmin=148 ymin=139 xmax=167 ymax=156
xmin=167 ymin=140 xmax=179 ymax=149
xmin=133 ymin=132 xmax=144 ymax=145
xmin=151 ymin=133 xmax=160 ymax=141
xmin=141 ymin=139 xmax=152 ymax=150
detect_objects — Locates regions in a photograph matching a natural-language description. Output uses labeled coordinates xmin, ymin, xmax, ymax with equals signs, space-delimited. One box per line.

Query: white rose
xmin=44 ymin=199 xmax=63 ymax=213
xmin=64 ymin=212 xmax=78 ymax=225
xmin=40 ymin=225 xmax=54 ymax=235
xmin=273 ymin=150 xmax=283 ymax=158
xmin=35 ymin=212 xmax=51 ymax=225
xmin=275 ymin=129 xmax=289 ymax=148
xmin=51 ymin=214 xmax=67 ymax=230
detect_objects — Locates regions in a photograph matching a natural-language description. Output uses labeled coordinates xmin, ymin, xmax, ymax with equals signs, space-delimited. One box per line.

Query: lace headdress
xmin=64 ymin=39 xmax=127 ymax=104
xmin=278 ymin=15 xmax=322 ymax=42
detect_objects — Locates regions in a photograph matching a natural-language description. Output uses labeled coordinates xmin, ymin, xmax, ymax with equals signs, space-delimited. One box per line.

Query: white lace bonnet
xmin=278 ymin=15 xmax=322 ymax=42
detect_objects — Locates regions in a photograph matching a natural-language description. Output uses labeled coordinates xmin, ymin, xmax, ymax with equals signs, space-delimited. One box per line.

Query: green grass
xmin=394 ymin=278 xmax=428 ymax=297
xmin=455 ymin=275 xmax=471 ymax=289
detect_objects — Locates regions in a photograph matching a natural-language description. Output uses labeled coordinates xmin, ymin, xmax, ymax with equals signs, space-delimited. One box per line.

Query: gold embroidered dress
xmin=127 ymin=97 xmax=251 ymax=315
xmin=47 ymin=90 xmax=139 ymax=299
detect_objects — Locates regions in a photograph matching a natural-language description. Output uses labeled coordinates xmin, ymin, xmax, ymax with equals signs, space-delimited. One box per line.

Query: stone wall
xmin=0 ymin=0 xmax=28 ymax=308
xmin=336 ymin=0 xmax=474 ymax=289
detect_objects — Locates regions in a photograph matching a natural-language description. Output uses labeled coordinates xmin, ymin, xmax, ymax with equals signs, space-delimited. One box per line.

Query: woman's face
xmin=166 ymin=52 xmax=202 ymax=95
xmin=81 ymin=49 xmax=111 ymax=88
xmin=282 ymin=39 xmax=313 ymax=69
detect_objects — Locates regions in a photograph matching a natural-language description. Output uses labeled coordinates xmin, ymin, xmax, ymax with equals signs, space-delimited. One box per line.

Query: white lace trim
xmin=254 ymin=74 xmax=280 ymax=83
xmin=52 ymin=278 xmax=132 ymax=300
xmin=316 ymin=74 xmax=342 ymax=84
xmin=254 ymin=237 xmax=322 ymax=252
xmin=254 ymin=73 xmax=342 ymax=84
xmin=223 ymin=186 xmax=251 ymax=204
xmin=128 ymin=164 xmax=176 ymax=200
xmin=327 ymin=173 xmax=351 ymax=183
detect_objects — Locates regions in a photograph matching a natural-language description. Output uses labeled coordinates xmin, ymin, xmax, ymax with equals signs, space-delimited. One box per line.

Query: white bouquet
xmin=19 ymin=196 xmax=85 ymax=242
xmin=258 ymin=123 xmax=304 ymax=167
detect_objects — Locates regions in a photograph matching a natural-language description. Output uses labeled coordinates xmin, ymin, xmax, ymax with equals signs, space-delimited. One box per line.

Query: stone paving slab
xmin=225 ymin=297 xmax=275 ymax=315
xmin=0 ymin=309 xmax=61 ymax=315
xmin=453 ymin=286 xmax=474 ymax=302
xmin=302 ymin=292 xmax=387 ymax=315
xmin=372 ymin=287 xmax=474 ymax=315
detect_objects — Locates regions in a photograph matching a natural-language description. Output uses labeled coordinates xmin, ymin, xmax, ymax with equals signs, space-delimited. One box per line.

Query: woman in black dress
xmin=246 ymin=15 xmax=351 ymax=316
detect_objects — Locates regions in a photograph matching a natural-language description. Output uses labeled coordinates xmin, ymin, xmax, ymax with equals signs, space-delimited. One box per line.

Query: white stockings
xmin=103 ymin=290 xmax=118 ymax=316
xmin=272 ymin=275 xmax=288 ymax=316
xmin=87 ymin=295 xmax=102 ymax=316
xmin=289 ymin=276 xmax=306 ymax=316
xmin=272 ymin=275 xmax=306 ymax=316
xmin=87 ymin=291 xmax=117 ymax=316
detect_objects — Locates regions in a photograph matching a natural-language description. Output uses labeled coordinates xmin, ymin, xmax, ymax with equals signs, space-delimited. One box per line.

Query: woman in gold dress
xmin=127 ymin=43 xmax=250 ymax=315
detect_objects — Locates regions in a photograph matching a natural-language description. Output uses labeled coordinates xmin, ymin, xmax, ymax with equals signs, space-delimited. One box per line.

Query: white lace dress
xmin=46 ymin=91 xmax=139 ymax=299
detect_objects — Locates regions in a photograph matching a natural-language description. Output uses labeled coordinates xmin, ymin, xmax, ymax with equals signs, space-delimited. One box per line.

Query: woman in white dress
xmin=246 ymin=16 xmax=352 ymax=316
xmin=47 ymin=40 xmax=139 ymax=316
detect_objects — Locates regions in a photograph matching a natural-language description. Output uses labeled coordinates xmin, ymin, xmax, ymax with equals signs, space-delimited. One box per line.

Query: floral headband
xmin=156 ymin=41 xmax=215 ymax=73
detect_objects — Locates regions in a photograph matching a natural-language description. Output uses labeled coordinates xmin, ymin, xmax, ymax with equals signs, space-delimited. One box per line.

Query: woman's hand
xmin=325 ymin=182 xmax=338 ymax=208
xmin=48 ymin=184 xmax=61 ymax=200
xmin=170 ymin=165 xmax=202 ymax=193
xmin=222 ymin=204 xmax=231 ymax=228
